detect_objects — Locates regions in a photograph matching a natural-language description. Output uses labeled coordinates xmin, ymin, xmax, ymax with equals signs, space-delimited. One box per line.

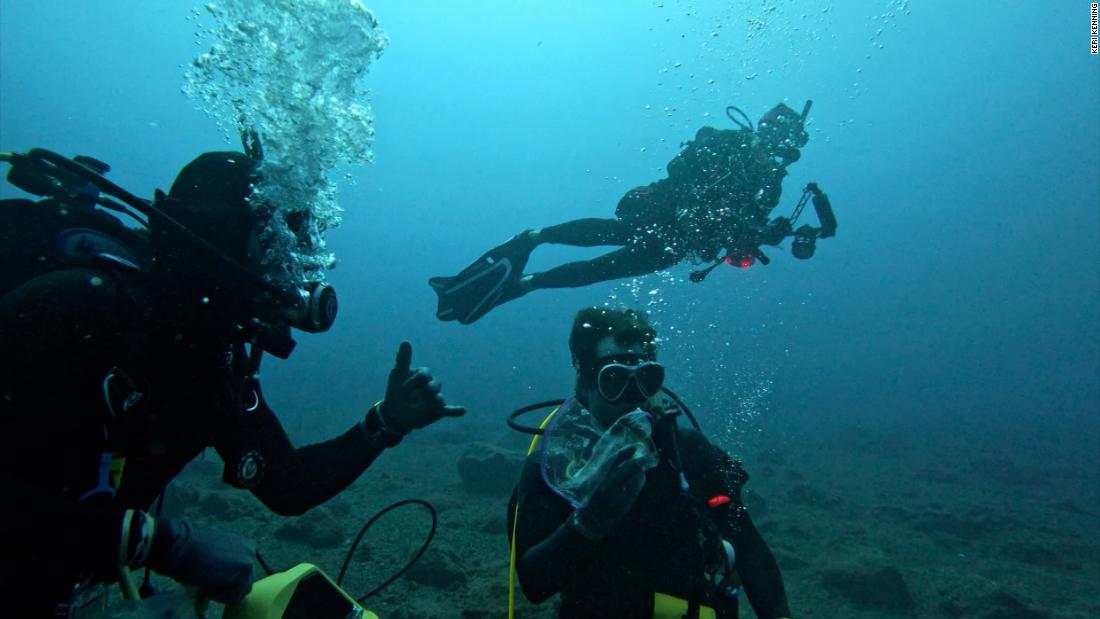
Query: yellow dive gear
xmin=507 ymin=406 xmax=560 ymax=619
xmin=653 ymin=592 xmax=717 ymax=619
xmin=223 ymin=563 xmax=378 ymax=619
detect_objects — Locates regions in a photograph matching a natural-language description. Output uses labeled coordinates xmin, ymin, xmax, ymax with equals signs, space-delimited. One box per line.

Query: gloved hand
xmin=759 ymin=216 xmax=792 ymax=245
xmin=572 ymin=445 xmax=648 ymax=540
xmin=148 ymin=519 xmax=255 ymax=604
xmin=377 ymin=341 xmax=466 ymax=435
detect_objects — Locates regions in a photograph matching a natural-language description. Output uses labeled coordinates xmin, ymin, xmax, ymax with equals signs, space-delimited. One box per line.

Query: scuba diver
xmin=507 ymin=307 xmax=792 ymax=618
xmin=431 ymin=100 xmax=837 ymax=324
xmin=0 ymin=146 xmax=465 ymax=616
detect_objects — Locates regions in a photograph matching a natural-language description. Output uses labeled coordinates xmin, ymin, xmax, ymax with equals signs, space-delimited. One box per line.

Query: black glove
xmin=760 ymin=216 xmax=792 ymax=245
xmin=572 ymin=446 xmax=648 ymax=540
xmin=148 ymin=519 xmax=255 ymax=604
xmin=378 ymin=341 xmax=466 ymax=435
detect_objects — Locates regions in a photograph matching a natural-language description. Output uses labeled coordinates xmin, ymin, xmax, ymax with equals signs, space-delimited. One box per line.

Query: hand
xmin=572 ymin=445 xmax=648 ymax=540
xmin=760 ymin=217 xmax=792 ymax=245
xmin=641 ymin=394 xmax=666 ymax=416
xmin=149 ymin=520 xmax=255 ymax=604
xmin=378 ymin=341 xmax=466 ymax=435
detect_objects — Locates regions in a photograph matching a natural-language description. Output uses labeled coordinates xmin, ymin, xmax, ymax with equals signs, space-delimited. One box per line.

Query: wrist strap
xmin=361 ymin=405 xmax=403 ymax=447
xmin=374 ymin=399 xmax=402 ymax=435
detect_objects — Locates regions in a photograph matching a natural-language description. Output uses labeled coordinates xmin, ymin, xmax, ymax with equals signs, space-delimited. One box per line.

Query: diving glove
xmin=377 ymin=341 xmax=466 ymax=435
xmin=148 ymin=519 xmax=255 ymax=604
xmin=760 ymin=216 xmax=793 ymax=246
xmin=571 ymin=445 xmax=648 ymax=540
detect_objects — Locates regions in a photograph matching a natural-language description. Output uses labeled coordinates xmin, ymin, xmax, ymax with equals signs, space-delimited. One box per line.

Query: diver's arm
xmin=733 ymin=510 xmax=792 ymax=619
xmin=214 ymin=399 xmax=398 ymax=516
xmin=683 ymin=432 xmax=792 ymax=618
xmin=218 ymin=341 xmax=463 ymax=515
xmin=513 ymin=459 xmax=597 ymax=603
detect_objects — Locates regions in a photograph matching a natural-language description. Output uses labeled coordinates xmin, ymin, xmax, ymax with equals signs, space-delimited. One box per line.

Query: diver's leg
xmin=481 ymin=218 xmax=630 ymax=272
xmin=533 ymin=218 xmax=635 ymax=247
xmin=431 ymin=218 xmax=630 ymax=298
xmin=522 ymin=242 xmax=679 ymax=291
xmin=455 ymin=217 xmax=628 ymax=274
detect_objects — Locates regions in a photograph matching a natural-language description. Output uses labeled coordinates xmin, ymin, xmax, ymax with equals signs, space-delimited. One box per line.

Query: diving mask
xmin=594 ymin=354 xmax=665 ymax=403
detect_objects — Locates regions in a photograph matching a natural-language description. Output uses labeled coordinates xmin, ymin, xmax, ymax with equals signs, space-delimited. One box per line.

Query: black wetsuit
xmin=523 ymin=181 xmax=683 ymax=290
xmin=525 ymin=127 xmax=792 ymax=291
xmin=0 ymin=266 xmax=399 ymax=614
xmin=510 ymin=416 xmax=792 ymax=618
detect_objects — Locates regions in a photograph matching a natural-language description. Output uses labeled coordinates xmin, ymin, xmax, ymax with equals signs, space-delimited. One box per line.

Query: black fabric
xmin=538 ymin=218 xmax=636 ymax=247
xmin=528 ymin=241 xmax=680 ymax=290
xmin=160 ymin=151 xmax=260 ymax=266
xmin=524 ymin=153 xmax=787 ymax=292
xmin=527 ymin=183 xmax=681 ymax=290
xmin=168 ymin=151 xmax=257 ymax=206
xmin=448 ymin=134 xmax=793 ymax=308
xmin=666 ymin=126 xmax=788 ymax=210
xmin=511 ymin=421 xmax=791 ymax=619
xmin=666 ymin=127 xmax=751 ymax=196
xmin=613 ymin=182 xmax=679 ymax=230
xmin=667 ymin=128 xmax=790 ymax=262
xmin=0 ymin=267 xmax=390 ymax=614
xmin=0 ymin=197 xmax=151 ymax=297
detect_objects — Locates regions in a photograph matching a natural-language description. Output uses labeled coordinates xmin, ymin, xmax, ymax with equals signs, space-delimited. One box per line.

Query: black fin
xmin=429 ymin=235 xmax=533 ymax=324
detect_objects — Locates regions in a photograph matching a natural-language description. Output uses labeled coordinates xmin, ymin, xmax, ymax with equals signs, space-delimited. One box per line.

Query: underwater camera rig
xmin=787 ymin=182 xmax=837 ymax=260
xmin=688 ymin=182 xmax=838 ymax=283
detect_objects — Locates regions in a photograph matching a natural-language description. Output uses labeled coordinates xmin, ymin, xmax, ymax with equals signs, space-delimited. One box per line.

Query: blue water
xmin=2 ymin=1 xmax=1098 ymax=615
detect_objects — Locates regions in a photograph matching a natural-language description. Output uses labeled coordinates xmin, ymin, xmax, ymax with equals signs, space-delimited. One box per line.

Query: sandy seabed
xmin=139 ymin=420 xmax=1098 ymax=619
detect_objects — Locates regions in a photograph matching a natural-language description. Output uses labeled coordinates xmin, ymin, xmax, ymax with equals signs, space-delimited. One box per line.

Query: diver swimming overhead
xmin=430 ymin=101 xmax=837 ymax=325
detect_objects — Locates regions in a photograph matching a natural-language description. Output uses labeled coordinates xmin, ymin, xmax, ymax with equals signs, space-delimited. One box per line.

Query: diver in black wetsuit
xmin=0 ymin=149 xmax=465 ymax=615
xmin=508 ymin=307 xmax=792 ymax=618
xmin=431 ymin=101 xmax=836 ymax=325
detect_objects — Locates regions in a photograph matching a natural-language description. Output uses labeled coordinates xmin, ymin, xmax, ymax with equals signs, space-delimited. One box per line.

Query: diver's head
xmin=162 ymin=151 xmax=261 ymax=265
xmin=151 ymin=151 xmax=336 ymax=350
xmin=756 ymin=102 xmax=810 ymax=163
xmin=570 ymin=307 xmax=663 ymax=427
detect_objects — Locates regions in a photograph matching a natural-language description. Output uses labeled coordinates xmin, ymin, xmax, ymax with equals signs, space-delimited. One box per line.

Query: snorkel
xmin=796 ymin=99 xmax=812 ymax=145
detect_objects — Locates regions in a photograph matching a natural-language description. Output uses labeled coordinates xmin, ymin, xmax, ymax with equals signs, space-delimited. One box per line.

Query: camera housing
xmin=791 ymin=225 xmax=817 ymax=260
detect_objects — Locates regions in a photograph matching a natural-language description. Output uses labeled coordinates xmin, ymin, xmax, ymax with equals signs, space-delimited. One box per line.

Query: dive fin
xmin=430 ymin=258 xmax=515 ymax=324
xmin=430 ymin=235 xmax=533 ymax=324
